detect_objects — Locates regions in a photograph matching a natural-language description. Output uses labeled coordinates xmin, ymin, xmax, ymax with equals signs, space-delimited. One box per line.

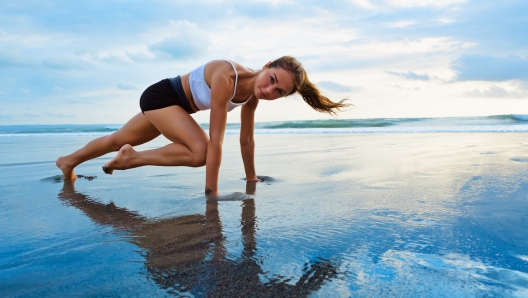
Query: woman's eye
xmin=270 ymin=76 xmax=274 ymax=83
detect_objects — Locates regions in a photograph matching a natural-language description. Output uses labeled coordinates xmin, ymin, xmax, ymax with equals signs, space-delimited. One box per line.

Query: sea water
xmin=1 ymin=116 xmax=528 ymax=297
xmin=1 ymin=115 xmax=528 ymax=137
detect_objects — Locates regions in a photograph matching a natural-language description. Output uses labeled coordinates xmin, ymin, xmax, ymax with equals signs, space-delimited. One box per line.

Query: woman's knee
xmin=189 ymin=142 xmax=207 ymax=167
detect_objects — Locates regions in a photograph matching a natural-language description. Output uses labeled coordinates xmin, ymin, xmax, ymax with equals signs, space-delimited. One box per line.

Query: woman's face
xmin=254 ymin=65 xmax=295 ymax=100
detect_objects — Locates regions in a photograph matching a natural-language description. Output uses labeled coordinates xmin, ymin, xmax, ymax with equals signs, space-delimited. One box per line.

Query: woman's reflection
xmin=58 ymin=180 xmax=337 ymax=297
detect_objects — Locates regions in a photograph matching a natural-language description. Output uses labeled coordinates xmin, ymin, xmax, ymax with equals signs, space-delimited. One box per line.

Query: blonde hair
xmin=268 ymin=56 xmax=350 ymax=116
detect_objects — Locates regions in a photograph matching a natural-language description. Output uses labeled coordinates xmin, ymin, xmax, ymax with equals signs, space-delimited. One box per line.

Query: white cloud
xmin=148 ymin=20 xmax=210 ymax=60
xmin=387 ymin=71 xmax=430 ymax=81
xmin=252 ymin=0 xmax=294 ymax=5
xmin=349 ymin=0 xmax=376 ymax=9
xmin=117 ymin=80 xmax=139 ymax=90
xmin=385 ymin=0 xmax=467 ymax=8
xmin=42 ymin=56 xmax=94 ymax=70
xmin=386 ymin=21 xmax=416 ymax=28
xmin=333 ymin=37 xmax=473 ymax=63
xmin=0 ymin=114 xmax=13 ymax=120
xmin=318 ymin=81 xmax=362 ymax=93
xmin=0 ymin=46 xmax=32 ymax=67
xmin=44 ymin=112 xmax=76 ymax=118
xmin=464 ymin=85 xmax=528 ymax=99
xmin=437 ymin=18 xmax=456 ymax=24
xmin=126 ymin=50 xmax=155 ymax=63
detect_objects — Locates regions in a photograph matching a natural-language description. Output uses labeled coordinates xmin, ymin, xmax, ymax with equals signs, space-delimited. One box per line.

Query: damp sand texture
xmin=1 ymin=133 xmax=528 ymax=297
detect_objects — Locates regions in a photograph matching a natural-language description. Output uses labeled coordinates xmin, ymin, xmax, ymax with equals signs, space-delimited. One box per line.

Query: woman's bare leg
xmin=102 ymin=106 xmax=208 ymax=173
xmin=56 ymin=113 xmax=161 ymax=179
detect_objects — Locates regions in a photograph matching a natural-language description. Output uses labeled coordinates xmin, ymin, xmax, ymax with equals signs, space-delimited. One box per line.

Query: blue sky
xmin=0 ymin=0 xmax=527 ymax=124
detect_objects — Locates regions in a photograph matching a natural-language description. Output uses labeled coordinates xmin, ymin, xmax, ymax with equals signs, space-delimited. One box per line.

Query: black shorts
xmin=139 ymin=76 xmax=195 ymax=114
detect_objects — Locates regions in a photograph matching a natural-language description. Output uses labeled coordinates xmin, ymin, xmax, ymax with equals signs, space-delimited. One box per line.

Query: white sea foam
xmin=517 ymin=255 xmax=528 ymax=262
xmin=0 ymin=132 xmax=112 ymax=137
xmin=2 ymin=125 xmax=528 ymax=137
xmin=246 ymin=125 xmax=528 ymax=134
xmin=2 ymin=115 xmax=528 ymax=136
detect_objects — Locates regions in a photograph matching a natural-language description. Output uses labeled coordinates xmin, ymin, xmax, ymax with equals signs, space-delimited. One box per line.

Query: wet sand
xmin=1 ymin=133 xmax=528 ymax=297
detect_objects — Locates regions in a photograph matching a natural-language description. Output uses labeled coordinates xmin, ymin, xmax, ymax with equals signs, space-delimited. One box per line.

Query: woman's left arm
xmin=205 ymin=70 xmax=232 ymax=196
xmin=240 ymin=96 xmax=260 ymax=182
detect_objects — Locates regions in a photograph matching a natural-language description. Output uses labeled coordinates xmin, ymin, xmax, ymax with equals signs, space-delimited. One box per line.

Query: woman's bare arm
xmin=240 ymin=96 xmax=260 ymax=182
xmin=205 ymin=65 xmax=233 ymax=196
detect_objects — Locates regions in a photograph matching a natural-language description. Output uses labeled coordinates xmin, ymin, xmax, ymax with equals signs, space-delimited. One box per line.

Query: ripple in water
xmin=41 ymin=174 xmax=97 ymax=183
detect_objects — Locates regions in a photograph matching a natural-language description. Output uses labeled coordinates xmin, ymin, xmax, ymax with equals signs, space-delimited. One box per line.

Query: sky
xmin=0 ymin=0 xmax=527 ymax=124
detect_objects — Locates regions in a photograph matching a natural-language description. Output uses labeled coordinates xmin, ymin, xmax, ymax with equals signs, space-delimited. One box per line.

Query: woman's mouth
xmin=259 ymin=88 xmax=265 ymax=98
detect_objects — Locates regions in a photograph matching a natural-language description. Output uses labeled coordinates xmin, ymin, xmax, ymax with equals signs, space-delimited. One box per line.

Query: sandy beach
xmin=1 ymin=132 xmax=528 ymax=297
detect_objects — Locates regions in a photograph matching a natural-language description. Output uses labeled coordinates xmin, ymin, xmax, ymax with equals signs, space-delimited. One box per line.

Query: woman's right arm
xmin=240 ymin=96 xmax=260 ymax=182
xmin=204 ymin=65 xmax=233 ymax=196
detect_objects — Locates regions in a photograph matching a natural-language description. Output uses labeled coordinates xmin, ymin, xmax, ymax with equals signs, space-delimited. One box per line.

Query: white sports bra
xmin=189 ymin=60 xmax=250 ymax=112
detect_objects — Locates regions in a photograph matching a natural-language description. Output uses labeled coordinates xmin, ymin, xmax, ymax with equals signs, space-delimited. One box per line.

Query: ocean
xmin=1 ymin=114 xmax=528 ymax=136
xmin=1 ymin=115 xmax=528 ymax=297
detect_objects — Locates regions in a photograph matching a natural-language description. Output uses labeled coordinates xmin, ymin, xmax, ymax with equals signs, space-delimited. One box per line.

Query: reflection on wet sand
xmin=58 ymin=180 xmax=337 ymax=297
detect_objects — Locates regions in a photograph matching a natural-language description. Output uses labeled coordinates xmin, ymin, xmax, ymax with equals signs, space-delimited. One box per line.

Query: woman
xmin=56 ymin=56 xmax=348 ymax=196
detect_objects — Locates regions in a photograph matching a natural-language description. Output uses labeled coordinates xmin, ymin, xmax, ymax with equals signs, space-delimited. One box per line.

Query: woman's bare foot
xmin=56 ymin=156 xmax=77 ymax=180
xmin=103 ymin=144 xmax=136 ymax=175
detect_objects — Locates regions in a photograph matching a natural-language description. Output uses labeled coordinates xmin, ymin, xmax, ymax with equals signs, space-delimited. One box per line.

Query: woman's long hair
xmin=269 ymin=56 xmax=350 ymax=116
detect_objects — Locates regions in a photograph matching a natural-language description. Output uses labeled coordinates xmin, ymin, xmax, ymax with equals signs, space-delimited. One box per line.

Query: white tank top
xmin=189 ymin=60 xmax=250 ymax=112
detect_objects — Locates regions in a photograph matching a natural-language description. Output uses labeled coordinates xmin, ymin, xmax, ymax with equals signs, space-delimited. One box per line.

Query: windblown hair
xmin=268 ymin=56 xmax=350 ymax=116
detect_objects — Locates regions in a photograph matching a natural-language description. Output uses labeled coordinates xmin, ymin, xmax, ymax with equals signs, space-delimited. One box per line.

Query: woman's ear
xmin=262 ymin=61 xmax=271 ymax=69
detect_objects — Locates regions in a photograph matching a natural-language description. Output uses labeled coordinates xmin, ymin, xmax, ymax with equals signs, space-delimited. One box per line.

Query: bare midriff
xmin=180 ymin=73 xmax=199 ymax=113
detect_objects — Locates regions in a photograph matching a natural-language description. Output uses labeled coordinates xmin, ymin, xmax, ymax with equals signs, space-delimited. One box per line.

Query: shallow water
xmin=1 ymin=133 xmax=528 ymax=297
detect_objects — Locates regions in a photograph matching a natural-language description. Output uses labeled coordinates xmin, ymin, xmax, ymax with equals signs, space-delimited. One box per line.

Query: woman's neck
xmin=235 ymin=69 xmax=260 ymax=97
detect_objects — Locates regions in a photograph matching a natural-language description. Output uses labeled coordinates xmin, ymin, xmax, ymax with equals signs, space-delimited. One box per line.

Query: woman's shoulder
xmin=204 ymin=60 xmax=246 ymax=82
xmin=205 ymin=59 xmax=241 ymax=71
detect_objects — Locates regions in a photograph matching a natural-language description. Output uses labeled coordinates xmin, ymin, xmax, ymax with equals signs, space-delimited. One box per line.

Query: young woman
xmin=56 ymin=56 xmax=348 ymax=196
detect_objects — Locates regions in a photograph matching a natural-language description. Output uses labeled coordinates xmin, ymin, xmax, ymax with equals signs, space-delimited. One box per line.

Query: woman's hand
xmin=205 ymin=187 xmax=219 ymax=197
xmin=246 ymin=177 xmax=262 ymax=182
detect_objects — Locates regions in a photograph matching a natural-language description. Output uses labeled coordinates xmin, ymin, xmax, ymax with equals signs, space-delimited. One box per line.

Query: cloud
xmin=349 ymin=0 xmax=376 ymax=9
xmin=385 ymin=0 xmax=468 ymax=8
xmin=126 ymin=51 xmax=154 ymax=63
xmin=386 ymin=21 xmax=416 ymax=28
xmin=1 ymin=0 xmax=527 ymax=123
xmin=148 ymin=20 xmax=210 ymax=60
xmin=0 ymin=114 xmax=14 ymax=119
xmin=464 ymin=85 xmax=528 ymax=99
xmin=452 ymin=55 xmax=528 ymax=82
xmin=387 ymin=71 xmax=430 ymax=81
xmin=317 ymin=81 xmax=361 ymax=92
xmin=98 ymin=54 xmax=131 ymax=65
xmin=21 ymin=112 xmax=76 ymax=119
xmin=117 ymin=80 xmax=139 ymax=90
xmin=44 ymin=112 xmax=76 ymax=118
xmin=0 ymin=46 xmax=32 ymax=67
xmin=42 ymin=57 xmax=93 ymax=70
